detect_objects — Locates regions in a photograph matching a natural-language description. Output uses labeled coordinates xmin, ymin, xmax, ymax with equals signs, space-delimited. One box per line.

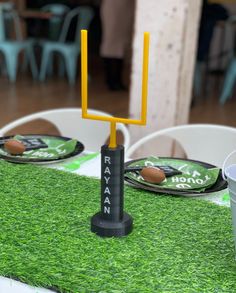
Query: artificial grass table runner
xmin=0 ymin=160 xmax=236 ymax=292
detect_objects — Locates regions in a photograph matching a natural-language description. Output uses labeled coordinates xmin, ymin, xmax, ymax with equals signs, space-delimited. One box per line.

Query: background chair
xmin=193 ymin=1 xmax=229 ymax=99
xmin=126 ymin=124 xmax=236 ymax=167
xmin=219 ymin=15 xmax=236 ymax=104
xmin=0 ymin=3 xmax=37 ymax=82
xmin=0 ymin=108 xmax=130 ymax=152
xmin=39 ymin=6 xmax=94 ymax=84
xmin=41 ymin=4 xmax=70 ymax=41
xmin=36 ymin=4 xmax=70 ymax=77
xmin=220 ymin=58 xmax=236 ymax=104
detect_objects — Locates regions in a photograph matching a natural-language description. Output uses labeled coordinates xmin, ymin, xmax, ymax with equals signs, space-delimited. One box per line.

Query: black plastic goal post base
xmin=91 ymin=144 xmax=133 ymax=237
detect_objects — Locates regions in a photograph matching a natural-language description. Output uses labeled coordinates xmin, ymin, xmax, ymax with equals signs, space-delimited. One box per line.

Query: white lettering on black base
xmin=103 ymin=155 xmax=112 ymax=215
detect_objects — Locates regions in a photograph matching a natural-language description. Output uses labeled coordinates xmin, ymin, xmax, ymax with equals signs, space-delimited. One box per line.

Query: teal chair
xmin=41 ymin=4 xmax=70 ymax=41
xmin=39 ymin=4 xmax=70 ymax=77
xmin=0 ymin=3 xmax=38 ymax=82
xmin=193 ymin=61 xmax=205 ymax=98
xmin=39 ymin=6 xmax=94 ymax=85
xmin=219 ymin=15 xmax=236 ymax=104
xmin=220 ymin=58 xmax=236 ymax=104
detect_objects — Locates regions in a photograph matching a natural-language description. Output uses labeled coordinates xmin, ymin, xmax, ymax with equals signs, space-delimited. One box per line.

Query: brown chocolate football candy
xmin=4 ymin=139 xmax=26 ymax=155
xmin=140 ymin=166 xmax=166 ymax=184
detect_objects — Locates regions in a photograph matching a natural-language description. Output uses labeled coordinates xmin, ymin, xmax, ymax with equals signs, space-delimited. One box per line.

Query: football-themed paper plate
xmin=124 ymin=156 xmax=227 ymax=196
xmin=0 ymin=134 xmax=84 ymax=163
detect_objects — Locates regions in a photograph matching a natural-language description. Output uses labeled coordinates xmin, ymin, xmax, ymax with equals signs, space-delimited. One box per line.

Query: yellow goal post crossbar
xmin=81 ymin=30 xmax=150 ymax=148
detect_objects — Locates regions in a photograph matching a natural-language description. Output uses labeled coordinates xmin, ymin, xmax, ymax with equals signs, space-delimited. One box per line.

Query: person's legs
xmin=114 ymin=58 xmax=126 ymax=90
xmin=103 ymin=57 xmax=126 ymax=91
xmin=100 ymin=0 xmax=134 ymax=91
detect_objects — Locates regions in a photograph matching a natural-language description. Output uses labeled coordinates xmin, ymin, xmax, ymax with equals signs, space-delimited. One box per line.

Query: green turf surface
xmin=0 ymin=160 xmax=236 ymax=293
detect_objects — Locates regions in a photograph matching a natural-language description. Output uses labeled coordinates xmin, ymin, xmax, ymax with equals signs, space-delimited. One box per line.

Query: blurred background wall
xmin=129 ymin=0 xmax=202 ymax=156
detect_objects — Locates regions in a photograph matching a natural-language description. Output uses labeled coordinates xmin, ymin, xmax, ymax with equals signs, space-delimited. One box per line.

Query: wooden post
xmin=12 ymin=0 xmax=27 ymax=39
xmin=11 ymin=0 xmax=26 ymax=11
xmin=129 ymin=0 xmax=202 ymax=157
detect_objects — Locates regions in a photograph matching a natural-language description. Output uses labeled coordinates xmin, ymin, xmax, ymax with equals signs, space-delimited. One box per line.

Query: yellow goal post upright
xmin=81 ymin=29 xmax=150 ymax=148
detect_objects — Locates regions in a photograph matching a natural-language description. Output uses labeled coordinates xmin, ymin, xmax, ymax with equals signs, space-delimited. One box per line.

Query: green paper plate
xmin=0 ymin=134 xmax=84 ymax=163
xmin=124 ymin=157 xmax=227 ymax=196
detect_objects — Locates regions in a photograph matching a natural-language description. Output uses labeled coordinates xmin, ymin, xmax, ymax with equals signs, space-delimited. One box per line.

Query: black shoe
xmin=107 ymin=80 xmax=127 ymax=91
xmin=103 ymin=57 xmax=127 ymax=91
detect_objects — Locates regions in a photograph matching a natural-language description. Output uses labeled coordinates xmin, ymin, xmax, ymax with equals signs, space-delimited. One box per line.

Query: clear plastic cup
xmin=223 ymin=151 xmax=236 ymax=258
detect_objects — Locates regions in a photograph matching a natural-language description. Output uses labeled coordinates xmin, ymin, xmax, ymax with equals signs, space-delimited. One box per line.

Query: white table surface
xmin=0 ymin=277 xmax=55 ymax=293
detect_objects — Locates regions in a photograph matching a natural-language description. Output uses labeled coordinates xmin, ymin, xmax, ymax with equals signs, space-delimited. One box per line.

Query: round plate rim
xmin=0 ymin=134 xmax=84 ymax=163
xmin=124 ymin=157 xmax=227 ymax=196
